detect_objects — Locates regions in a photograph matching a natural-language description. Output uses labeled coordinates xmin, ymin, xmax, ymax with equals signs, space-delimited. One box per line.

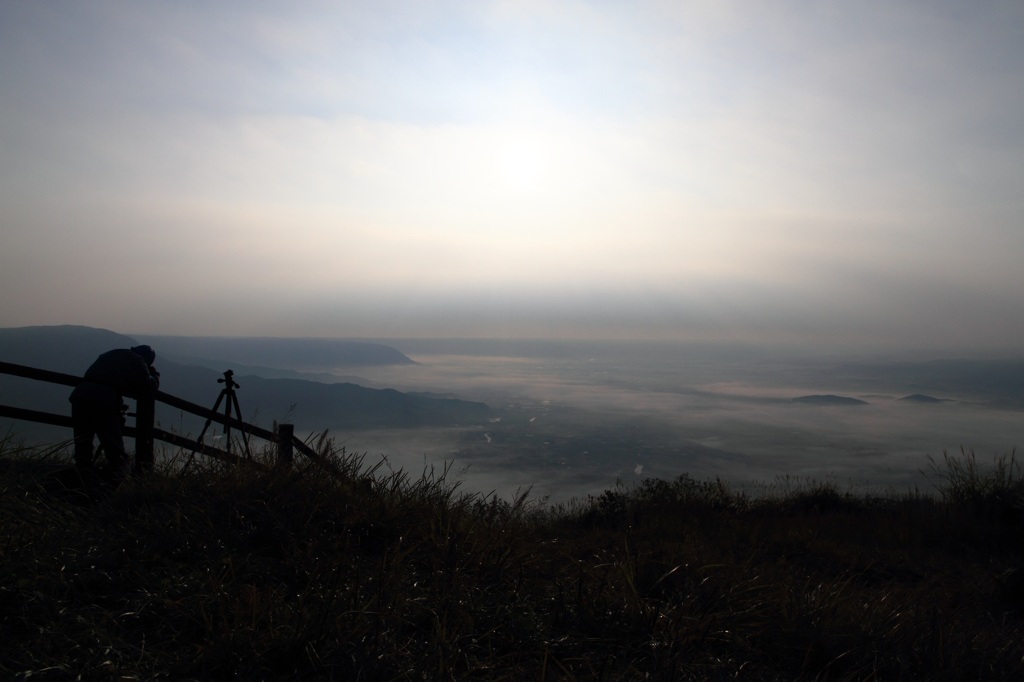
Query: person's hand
xmin=149 ymin=366 xmax=160 ymax=378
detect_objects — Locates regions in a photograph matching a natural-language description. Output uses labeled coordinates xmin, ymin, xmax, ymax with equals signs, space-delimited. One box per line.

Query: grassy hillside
xmin=1 ymin=438 xmax=1023 ymax=680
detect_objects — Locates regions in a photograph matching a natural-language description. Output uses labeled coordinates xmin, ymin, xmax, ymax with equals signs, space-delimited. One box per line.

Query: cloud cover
xmin=2 ymin=1 xmax=1023 ymax=352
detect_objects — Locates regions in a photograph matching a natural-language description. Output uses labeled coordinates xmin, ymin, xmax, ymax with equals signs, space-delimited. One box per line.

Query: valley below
xmin=324 ymin=341 xmax=1024 ymax=502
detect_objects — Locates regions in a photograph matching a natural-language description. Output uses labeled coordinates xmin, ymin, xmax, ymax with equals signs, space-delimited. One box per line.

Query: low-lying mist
xmin=324 ymin=341 xmax=1023 ymax=503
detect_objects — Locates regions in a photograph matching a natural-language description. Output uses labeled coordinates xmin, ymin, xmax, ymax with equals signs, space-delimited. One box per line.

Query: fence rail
xmin=0 ymin=360 xmax=338 ymax=475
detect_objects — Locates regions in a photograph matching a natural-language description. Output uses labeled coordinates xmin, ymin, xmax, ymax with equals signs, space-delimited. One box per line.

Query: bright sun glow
xmin=496 ymin=137 xmax=548 ymax=193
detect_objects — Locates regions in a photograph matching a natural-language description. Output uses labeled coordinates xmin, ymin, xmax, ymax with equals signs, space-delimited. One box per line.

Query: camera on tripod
xmin=188 ymin=369 xmax=252 ymax=464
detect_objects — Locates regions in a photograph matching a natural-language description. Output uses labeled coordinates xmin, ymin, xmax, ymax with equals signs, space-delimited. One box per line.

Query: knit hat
xmin=130 ymin=345 xmax=156 ymax=364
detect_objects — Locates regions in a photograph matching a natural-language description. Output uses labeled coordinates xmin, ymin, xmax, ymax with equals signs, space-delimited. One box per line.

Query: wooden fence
xmin=0 ymin=359 xmax=340 ymax=475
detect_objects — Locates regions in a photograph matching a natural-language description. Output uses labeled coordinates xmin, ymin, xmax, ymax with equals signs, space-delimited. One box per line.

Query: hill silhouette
xmin=132 ymin=333 xmax=417 ymax=371
xmin=0 ymin=326 xmax=490 ymax=437
xmin=792 ymin=394 xmax=869 ymax=406
xmin=899 ymin=393 xmax=951 ymax=403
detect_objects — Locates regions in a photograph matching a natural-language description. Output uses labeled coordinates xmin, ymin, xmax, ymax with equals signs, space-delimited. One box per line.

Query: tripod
xmin=188 ymin=369 xmax=252 ymax=466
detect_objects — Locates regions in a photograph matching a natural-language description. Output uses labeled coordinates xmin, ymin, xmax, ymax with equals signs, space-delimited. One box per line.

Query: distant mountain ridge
xmin=0 ymin=325 xmax=134 ymax=375
xmin=0 ymin=326 xmax=490 ymax=439
xmin=828 ymin=358 xmax=1024 ymax=408
xmin=132 ymin=334 xmax=416 ymax=371
xmin=792 ymin=394 xmax=869 ymax=406
xmin=899 ymin=394 xmax=951 ymax=404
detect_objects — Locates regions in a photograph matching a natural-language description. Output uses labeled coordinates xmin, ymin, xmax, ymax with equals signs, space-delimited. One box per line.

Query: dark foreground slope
xmin=2 ymin=443 xmax=1023 ymax=681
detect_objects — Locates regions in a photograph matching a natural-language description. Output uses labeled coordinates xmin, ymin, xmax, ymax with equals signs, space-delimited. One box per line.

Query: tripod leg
xmin=185 ymin=390 xmax=227 ymax=471
xmin=223 ymin=387 xmax=233 ymax=456
xmin=230 ymin=392 xmax=252 ymax=459
xmin=197 ymin=390 xmax=226 ymax=446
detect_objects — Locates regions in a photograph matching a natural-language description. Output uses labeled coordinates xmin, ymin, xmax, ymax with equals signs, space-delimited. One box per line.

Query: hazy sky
xmin=2 ymin=1 xmax=1023 ymax=353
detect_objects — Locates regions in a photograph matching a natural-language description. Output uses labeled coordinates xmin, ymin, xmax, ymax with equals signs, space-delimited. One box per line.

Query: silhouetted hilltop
xmin=827 ymin=358 xmax=1024 ymax=407
xmin=0 ymin=326 xmax=490 ymax=435
xmin=899 ymin=393 xmax=951 ymax=403
xmin=132 ymin=334 xmax=416 ymax=372
xmin=227 ymin=377 xmax=491 ymax=429
xmin=0 ymin=326 xmax=138 ymax=424
xmin=0 ymin=325 xmax=135 ymax=374
xmin=792 ymin=394 xmax=869 ymax=406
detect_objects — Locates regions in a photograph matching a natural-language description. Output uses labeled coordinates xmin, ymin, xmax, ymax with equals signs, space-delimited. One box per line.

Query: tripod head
xmin=217 ymin=369 xmax=239 ymax=390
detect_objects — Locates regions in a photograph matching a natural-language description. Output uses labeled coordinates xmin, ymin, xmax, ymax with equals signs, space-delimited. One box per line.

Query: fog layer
xmin=329 ymin=341 xmax=1022 ymax=502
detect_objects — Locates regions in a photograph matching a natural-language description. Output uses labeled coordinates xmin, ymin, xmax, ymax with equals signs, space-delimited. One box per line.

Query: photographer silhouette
xmin=68 ymin=345 xmax=160 ymax=479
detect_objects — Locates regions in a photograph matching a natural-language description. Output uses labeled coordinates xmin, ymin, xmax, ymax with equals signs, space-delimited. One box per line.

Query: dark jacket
xmin=69 ymin=349 xmax=160 ymax=411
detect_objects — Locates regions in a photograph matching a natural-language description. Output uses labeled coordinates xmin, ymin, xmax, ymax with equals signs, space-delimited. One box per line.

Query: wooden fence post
xmin=135 ymin=393 xmax=155 ymax=472
xmin=276 ymin=423 xmax=294 ymax=467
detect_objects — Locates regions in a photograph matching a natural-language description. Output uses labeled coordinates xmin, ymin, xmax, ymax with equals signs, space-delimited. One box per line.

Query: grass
xmin=927 ymin=447 xmax=1024 ymax=521
xmin=1 ymin=436 xmax=1023 ymax=680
